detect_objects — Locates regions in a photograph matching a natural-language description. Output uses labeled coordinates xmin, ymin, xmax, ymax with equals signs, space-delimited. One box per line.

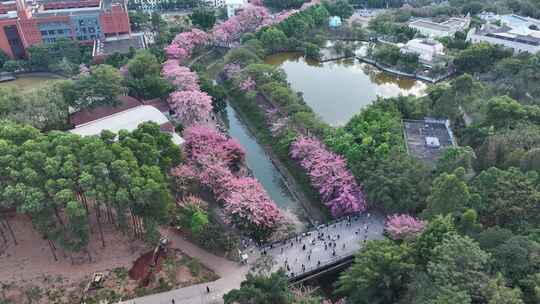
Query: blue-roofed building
xmin=329 ymin=16 xmax=342 ymax=28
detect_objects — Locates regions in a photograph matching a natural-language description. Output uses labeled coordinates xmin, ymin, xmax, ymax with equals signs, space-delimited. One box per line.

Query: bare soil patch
xmin=0 ymin=215 xmax=218 ymax=303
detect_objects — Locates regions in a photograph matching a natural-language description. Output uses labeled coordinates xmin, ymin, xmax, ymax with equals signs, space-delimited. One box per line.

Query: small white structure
xmin=329 ymin=16 xmax=342 ymax=28
xmin=478 ymin=11 xmax=500 ymax=22
xmin=401 ymin=38 xmax=445 ymax=62
xmin=206 ymin=0 xmax=226 ymax=7
xmin=409 ymin=16 xmax=471 ymax=38
xmin=225 ymin=0 xmax=247 ymax=18
xmin=425 ymin=136 xmax=441 ymax=148
xmin=70 ymin=105 xmax=185 ymax=146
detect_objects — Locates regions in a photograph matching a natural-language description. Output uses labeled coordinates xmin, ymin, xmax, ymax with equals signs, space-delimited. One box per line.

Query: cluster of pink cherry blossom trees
xmin=171 ymin=126 xmax=282 ymax=237
xmin=165 ymin=29 xmax=210 ymax=62
xmin=384 ymin=214 xmax=426 ymax=240
xmin=162 ymin=59 xmax=213 ymax=126
xmin=162 ymin=59 xmax=200 ymax=91
xmin=212 ymin=6 xmax=272 ymax=44
xmin=290 ymin=136 xmax=366 ymax=217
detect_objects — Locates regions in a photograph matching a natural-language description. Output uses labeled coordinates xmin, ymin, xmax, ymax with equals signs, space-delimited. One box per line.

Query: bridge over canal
xmin=117 ymin=213 xmax=385 ymax=304
xmin=260 ymin=212 xmax=385 ymax=284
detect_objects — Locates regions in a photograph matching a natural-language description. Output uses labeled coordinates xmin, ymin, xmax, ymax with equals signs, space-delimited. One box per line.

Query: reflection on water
xmin=225 ymin=105 xmax=307 ymax=229
xmin=0 ymin=73 xmax=64 ymax=91
xmin=264 ymin=52 xmax=427 ymax=126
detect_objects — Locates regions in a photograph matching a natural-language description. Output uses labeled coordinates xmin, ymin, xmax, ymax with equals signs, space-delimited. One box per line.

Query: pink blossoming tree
xmin=162 ymin=60 xmax=200 ymax=91
xmin=290 ymin=136 xmax=366 ymax=217
xmin=212 ymin=6 xmax=272 ymax=44
xmin=240 ymin=76 xmax=256 ymax=92
xmin=182 ymin=125 xmax=245 ymax=170
xmin=168 ymin=90 xmax=213 ymax=126
xmin=172 ymin=126 xmax=283 ymax=238
xmin=385 ymin=214 xmax=426 ymax=240
xmin=166 ymin=29 xmax=210 ymax=60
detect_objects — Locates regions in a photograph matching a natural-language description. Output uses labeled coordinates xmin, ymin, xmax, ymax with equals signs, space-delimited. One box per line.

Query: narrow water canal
xmin=225 ymin=104 xmax=309 ymax=230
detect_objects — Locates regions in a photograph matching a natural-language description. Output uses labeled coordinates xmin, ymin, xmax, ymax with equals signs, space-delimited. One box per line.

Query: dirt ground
xmin=0 ymin=215 xmax=218 ymax=304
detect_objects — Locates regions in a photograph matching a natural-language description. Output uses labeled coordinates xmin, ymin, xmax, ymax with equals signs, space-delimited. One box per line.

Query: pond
xmin=264 ymin=52 xmax=427 ymax=126
xmin=225 ymin=104 xmax=310 ymax=230
xmin=0 ymin=73 xmax=65 ymax=91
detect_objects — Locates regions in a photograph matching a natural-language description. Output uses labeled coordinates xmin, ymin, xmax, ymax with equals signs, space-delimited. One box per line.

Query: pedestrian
xmin=337 ymin=234 xmax=340 ymax=239
xmin=302 ymin=244 xmax=306 ymax=251
xmin=308 ymin=255 xmax=311 ymax=261
xmin=206 ymin=286 xmax=210 ymax=293
xmin=172 ymin=299 xmax=175 ymax=304
xmin=317 ymin=260 xmax=321 ymax=266
xmin=332 ymin=249 xmax=336 ymax=256
xmin=325 ymin=244 xmax=327 ymax=250
xmin=342 ymin=243 xmax=346 ymax=249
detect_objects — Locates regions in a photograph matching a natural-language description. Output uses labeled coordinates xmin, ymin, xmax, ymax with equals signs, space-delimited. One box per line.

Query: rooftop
xmin=93 ymin=33 xmax=146 ymax=57
xmin=403 ymin=118 xmax=456 ymax=164
xmin=70 ymin=104 xmax=184 ymax=145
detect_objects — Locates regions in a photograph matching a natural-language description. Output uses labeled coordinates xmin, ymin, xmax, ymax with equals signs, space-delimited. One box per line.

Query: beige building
xmin=401 ymin=38 xmax=445 ymax=63
xmin=409 ymin=16 xmax=471 ymax=38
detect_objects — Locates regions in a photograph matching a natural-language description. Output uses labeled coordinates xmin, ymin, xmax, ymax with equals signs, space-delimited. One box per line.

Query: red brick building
xmin=0 ymin=0 xmax=132 ymax=59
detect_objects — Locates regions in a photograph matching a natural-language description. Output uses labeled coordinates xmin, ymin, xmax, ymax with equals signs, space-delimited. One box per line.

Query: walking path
xmin=264 ymin=212 xmax=384 ymax=279
xmin=117 ymin=227 xmax=251 ymax=304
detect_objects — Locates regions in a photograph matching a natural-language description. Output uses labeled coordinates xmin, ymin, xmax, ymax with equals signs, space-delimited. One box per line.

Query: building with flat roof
xmin=403 ymin=118 xmax=456 ymax=164
xmin=409 ymin=16 xmax=470 ymax=38
xmin=400 ymin=38 xmax=444 ymax=63
xmin=70 ymin=102 xmax=184 ymax=145
xmin=467 ymin=23 xmax=540 ymax=54
xmin=467 ymin=14 xmax=540 ymax=53
xmin=0 ymin=0 xmax=133 ymax=59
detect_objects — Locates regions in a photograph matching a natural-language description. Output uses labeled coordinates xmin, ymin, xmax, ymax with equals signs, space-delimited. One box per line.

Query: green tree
xmin=323 ymin=0 xmax=354 ymax=19
xmin=454 ymin=43 xmax=512 ymax=73
xmin=470 ymin=167 xmax=539 ymax=231
xmin=303 ymin=43 xmax=321 ymax=60
xmin=426 ymin=234 xmax=490 ymax=301
xmin=425 ymin=168 xmax=470 ymax=217
xmin=224 ymin=271 xmax=293 ymax=304
xmin=413 ymin=215 xmax=457 ymax=266
xmin=66 ymin=65 xmax=123 ymax=110
xmin=191 ymin=7 xmax=216 ymax=30
xmin=0 ymin=49 xmax=8 ymax=69
xmin=436 ymin=146 xmax=476 ymax=175
xmin=484 ymin=273 xmax=524 ymax=304
xmin=260 ymin=28 xmax=288 ymax=53
xmin=336 ymin=239 xmax=415 ymax=304
xmin=124 ymin=50 xmax=171 ymax=99
xmin=485 ymin=96 xmax=526 ymax=129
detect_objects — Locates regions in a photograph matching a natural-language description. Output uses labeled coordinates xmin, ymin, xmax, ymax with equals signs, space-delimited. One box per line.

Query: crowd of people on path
xmin=262 ymin=213 xmax=373 ymax=279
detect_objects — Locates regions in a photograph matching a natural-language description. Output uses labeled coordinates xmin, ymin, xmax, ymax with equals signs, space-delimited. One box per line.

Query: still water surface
xmin=0 ymin=73 xmax=64 ymax=91
xmin=226 ymin=104 xmax=308 ymax=228
xmin=265 ymin=52 xmax=427 ymax=126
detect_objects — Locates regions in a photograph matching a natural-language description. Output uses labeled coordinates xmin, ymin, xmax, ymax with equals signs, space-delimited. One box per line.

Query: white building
xmin=225 ymin=0 xmax=247 ymax=18
xmin=409 ymin=16 xmax=471 ymax=38
xmin=467 ymin=24 xmax=540 ymax=54
xmin=205 ymin=0 xmax=225 ymax=7
xmin=70 ymin=105 xmax=185 ymax=146
xmin=401 ymin=38 xmax=445 ymax=63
